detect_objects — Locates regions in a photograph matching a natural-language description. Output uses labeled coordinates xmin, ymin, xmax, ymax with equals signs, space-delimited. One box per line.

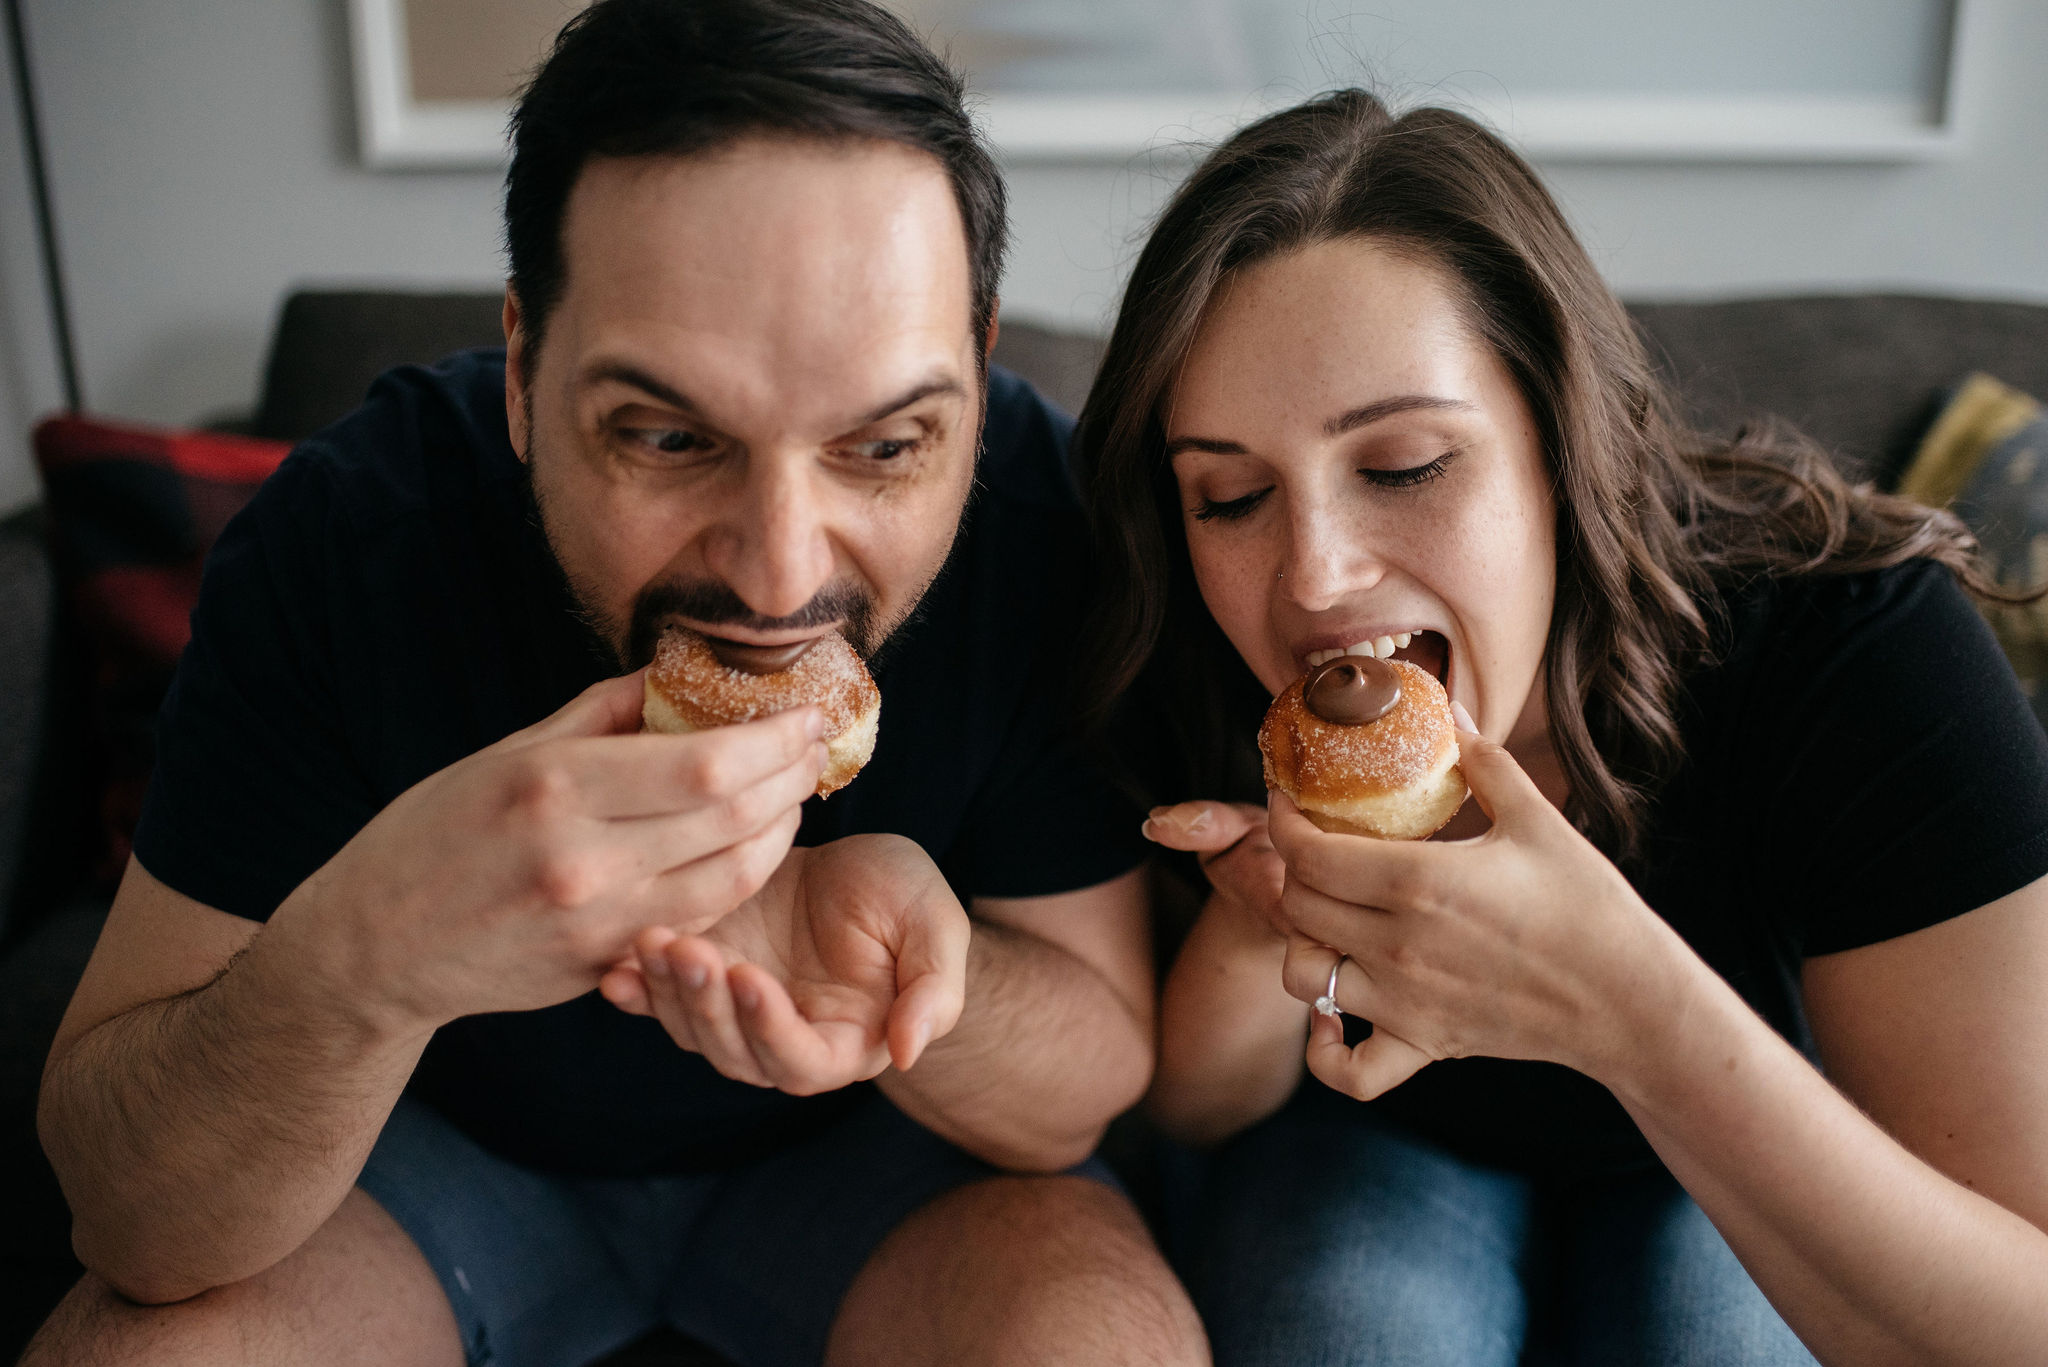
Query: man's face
xmin=506 ymin=137 xmax=983 ymax=667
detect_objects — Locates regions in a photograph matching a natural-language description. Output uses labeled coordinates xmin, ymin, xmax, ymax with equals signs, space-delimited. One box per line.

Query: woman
xmin=1077 ymin=89 xmax=2048 ymax=1364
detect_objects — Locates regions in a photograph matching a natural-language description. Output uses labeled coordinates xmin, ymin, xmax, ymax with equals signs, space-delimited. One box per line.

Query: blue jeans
xmin=1179 ymin=1089 xmax=1820 ymax=1367
xmin=357 ymin=1092 xmax=1117 ymax=1367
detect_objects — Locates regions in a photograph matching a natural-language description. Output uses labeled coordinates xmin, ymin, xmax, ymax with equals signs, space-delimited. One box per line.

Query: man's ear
xmin=982 ymin=297 xmax=1000 ymax=360
xmin=503 ymin=286 xmax=530 ymax=462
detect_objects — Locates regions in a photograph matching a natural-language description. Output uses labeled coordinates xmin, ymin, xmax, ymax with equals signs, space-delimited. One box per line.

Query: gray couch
xmin=3 ymin=289 xmax=2046 ymax=1361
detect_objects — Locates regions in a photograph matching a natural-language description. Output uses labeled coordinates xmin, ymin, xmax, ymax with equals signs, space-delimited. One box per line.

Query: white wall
xmin=3 ymin=0 xmax=2047 ymax=515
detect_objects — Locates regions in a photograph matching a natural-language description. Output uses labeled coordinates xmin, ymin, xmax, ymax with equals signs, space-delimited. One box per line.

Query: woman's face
xmin=1166 ymin=237 xmax=1556 ymax=749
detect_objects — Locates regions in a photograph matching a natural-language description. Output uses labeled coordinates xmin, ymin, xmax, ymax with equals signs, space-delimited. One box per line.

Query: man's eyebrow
xmin=584 ymin=362 xmax=698 ymax=414
xmin=852 ymin=375 xmax=966 ymax=429
xmin=581 ymin=364 xmax=963 ymax=431
xmin=1324 ymin=394 xmax=1476 ymax=437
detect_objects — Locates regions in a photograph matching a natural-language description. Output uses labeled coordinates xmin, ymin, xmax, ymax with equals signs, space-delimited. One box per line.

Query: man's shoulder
xmin=260 ymin=347 xmax=518 ymax=535
xmin=976 ymin=365 xmax=1083 ymax=516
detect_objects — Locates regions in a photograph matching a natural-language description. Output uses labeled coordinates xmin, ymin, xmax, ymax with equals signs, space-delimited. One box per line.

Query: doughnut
xmin=1259 ymin=654 xmax=1465 ymax=839
xmin=642 ymin=628 xmax=880 ymax=797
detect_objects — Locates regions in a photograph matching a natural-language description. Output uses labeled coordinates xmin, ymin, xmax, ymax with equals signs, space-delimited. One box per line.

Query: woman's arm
xmin=1270 ymin=734 xmax=2048 ymax=1366
xmin=1142 ymin=802 xmax=1311 ymax=1145
xmin=1607 ymin=878 xmax=2048 ymax=1366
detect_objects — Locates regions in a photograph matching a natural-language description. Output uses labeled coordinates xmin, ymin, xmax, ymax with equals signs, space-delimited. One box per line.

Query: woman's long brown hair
xmin=1075 ymin=89 xmax=2022 ymax=861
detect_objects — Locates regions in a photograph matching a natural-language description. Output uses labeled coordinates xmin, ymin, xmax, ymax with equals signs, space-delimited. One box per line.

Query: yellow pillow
xmin=1898 ymin=373 xmax=2048 ymax=701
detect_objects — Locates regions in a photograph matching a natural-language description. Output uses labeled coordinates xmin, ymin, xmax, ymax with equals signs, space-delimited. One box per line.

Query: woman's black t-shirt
xmin=1347 ymin=560 xmax=2048 ymax=1176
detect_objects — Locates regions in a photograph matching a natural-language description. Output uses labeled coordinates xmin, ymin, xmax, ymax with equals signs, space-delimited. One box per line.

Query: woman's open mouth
xmin=1305 ymin=629 xmax=1449 ymax=687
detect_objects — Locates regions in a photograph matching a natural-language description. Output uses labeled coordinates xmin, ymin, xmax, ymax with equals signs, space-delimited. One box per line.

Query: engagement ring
xmin=1314 ymin=957 xmax=1344 ymax=1017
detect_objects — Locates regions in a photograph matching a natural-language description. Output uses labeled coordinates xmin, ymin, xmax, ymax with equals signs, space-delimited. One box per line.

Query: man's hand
xmin=599 ymin=834 xmax=970 ymax=1095
xmin=280 ymin=671 xmax=828 ymax=1032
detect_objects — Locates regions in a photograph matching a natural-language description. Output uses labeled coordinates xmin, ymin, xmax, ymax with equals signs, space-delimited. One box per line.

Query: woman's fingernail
xmin=1451 ymin=701 xmax=1477 ymax=733
xmin=804 ymin=708 xmax=828 ymax=740
xmin=644 ymin=951 xmax=671 ymax=979
xmin=733 ymin=980 xmax=761 ymax=1011
xmin=682 ymin=962 xmax=708 ymax=990
xmin=1140 ymin=817 xmax=1163 ymax=842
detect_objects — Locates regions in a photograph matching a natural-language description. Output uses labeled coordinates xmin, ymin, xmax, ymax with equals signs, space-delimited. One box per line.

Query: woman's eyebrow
xmin=1325 ymin=394 xmax=1475 ymax=436
xmin=1162 ymin=435 xmax=1249 ymax=459
xmin=1166 ymin=394 xmax=1478 ymax=458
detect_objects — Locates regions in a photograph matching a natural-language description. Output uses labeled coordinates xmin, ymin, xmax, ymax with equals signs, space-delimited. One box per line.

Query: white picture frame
xmin=347 ymin=0 xmax=1977 ymax=168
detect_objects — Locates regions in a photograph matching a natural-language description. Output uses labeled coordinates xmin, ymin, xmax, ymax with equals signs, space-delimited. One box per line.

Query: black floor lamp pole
xmin=5 ymin=0 xmax=82 ymax=413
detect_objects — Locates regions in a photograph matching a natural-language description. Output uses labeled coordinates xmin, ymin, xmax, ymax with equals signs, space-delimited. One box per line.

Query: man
xmin=22 ymin=2 xmax=1207 ymax=1364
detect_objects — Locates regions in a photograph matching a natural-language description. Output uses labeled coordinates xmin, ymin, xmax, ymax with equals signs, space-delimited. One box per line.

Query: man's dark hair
xmin=505 ymin=0 xmax=1007 ymax=356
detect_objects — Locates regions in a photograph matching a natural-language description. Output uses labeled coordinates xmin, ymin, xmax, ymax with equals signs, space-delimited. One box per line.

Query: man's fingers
xmin=637 ymin=807 xmax=802 ymax=936
xmin=1142 ymin=801 xmax=1260 ymax=854
xmin=612 ymin=748 xmax=822 ymax=880
xmin=887 ymin=971 xmax=959 ymax=1072
xmin=516 ymin=670 xmax=653 ymax=744
xmin=1305 ymin=1010 xmax=1433 ymax=1101
xmin=729 ymin=965 xmax=887 ymax=1093
xmin=564 ymin=708 xmax=828 ymax=819
xmin=651 ymin=935 xmax=775 ymax=1087
xmin=599 ymin=962 xmax=652 ymax=1015
xmin=890 ymin=885 xmax=970 ymax=1048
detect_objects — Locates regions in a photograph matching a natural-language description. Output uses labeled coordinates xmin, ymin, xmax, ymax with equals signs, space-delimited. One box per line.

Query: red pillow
xmin=33 ymin=415 xmax=293 ymax=887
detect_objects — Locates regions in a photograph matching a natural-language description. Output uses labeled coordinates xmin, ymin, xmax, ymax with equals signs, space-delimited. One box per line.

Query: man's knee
xmin=18 ymin=1272 xmax=239 ymax=1367
xmin=834 ymin=1174 xmax=1209 ymax=1367
xmin=17 ymin=1190 xmax=461 ymax=1367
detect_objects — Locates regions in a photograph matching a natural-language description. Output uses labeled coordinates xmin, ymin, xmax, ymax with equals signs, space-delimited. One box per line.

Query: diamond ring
xmin=1314 ymin=956 xmax=1345 ymax=1017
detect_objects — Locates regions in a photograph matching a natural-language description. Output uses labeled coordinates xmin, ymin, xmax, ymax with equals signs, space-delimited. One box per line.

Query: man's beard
xmin=521 ymin=419 xmax=951 ymax=673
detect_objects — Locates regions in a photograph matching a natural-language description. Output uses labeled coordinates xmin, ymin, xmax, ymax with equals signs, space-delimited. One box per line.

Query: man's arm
xmin=39 ymin=676 xmax=826 ymax=1304
xmin=39 ymin=861 xmax=431 ymax=1304
xmin=875 ymin=867 xmax=1154 ymax=1172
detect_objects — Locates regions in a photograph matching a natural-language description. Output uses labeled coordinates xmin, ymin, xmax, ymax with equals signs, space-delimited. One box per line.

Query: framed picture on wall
xmin=348 ymin=0 xmax=1977 ymax=168
xmin=347 ymin=0 xmax=576 ymax=166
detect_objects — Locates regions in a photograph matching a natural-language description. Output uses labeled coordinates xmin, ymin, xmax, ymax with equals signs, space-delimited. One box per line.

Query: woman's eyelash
xmin=1193 ymin=489 xmax=1271 ymax=522
xmin=1362 ymin=451 xmax=1457 ymax=488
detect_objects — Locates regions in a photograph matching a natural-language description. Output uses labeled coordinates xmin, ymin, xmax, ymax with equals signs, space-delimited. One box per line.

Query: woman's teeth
xmin=1306 ymin=632 xmax=1413 ymax=668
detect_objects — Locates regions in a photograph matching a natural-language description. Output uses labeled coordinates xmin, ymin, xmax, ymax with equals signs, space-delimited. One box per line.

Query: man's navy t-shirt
xmin=132 ymin=349 xmax=1145 ymax=1176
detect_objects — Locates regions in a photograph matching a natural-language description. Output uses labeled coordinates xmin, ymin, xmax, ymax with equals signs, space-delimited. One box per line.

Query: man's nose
xmin=704 ymin=454 xmax=837 ymax=620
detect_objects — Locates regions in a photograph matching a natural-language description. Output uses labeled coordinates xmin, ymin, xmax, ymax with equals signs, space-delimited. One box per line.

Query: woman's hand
xmin=1142 ymin=800 xmax=1288 ymax=938
xmin=1269 ymin=727 xmax=1692 ymax=1103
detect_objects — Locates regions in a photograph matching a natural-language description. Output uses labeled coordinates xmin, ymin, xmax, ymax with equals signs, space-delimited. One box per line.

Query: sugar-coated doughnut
xmin=642 ymin=628 xmax=880 ymax=797
xmin=1259 ymin=655 xmax=1465 ymax=839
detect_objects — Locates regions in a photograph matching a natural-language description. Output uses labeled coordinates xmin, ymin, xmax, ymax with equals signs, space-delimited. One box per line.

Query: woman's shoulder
xmin=1678 ymin=558 xmax=2048 ymax=954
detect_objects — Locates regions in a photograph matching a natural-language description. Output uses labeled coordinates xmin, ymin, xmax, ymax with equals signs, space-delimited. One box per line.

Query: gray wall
xmin=4 ymin=0 xmax=2047 ymax=515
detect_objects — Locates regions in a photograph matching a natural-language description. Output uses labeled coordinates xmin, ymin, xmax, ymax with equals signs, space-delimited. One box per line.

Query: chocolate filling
xmin=1303 ymin=654 xmax=1402 ymax=724
xmin=706 ymin=638 xmax=816 ymax=675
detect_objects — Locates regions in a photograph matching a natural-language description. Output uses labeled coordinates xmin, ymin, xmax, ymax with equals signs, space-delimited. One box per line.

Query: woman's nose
xmin=1280 ymin=507 xmax=1385 ymax=609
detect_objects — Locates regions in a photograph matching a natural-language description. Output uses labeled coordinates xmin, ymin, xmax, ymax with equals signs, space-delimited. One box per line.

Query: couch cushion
xmin=1894 ymin=373 xmax=2048 ymax=722
xmin=0 ymin=510 xmax=54 ymax=942
xmin=1628 ymin=295 xmax=2048 ymax=488
xmin=253 ymin=290 xmax=508 ymax=442
xmin=32 ymin=416 xmax=292 ymax=888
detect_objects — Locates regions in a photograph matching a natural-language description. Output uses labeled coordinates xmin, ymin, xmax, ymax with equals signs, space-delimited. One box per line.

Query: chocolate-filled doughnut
xmin=1259 ymin=654 xmax=1465 ymax=839
xmin=642 ymin=627 xmax=880 ymax=797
